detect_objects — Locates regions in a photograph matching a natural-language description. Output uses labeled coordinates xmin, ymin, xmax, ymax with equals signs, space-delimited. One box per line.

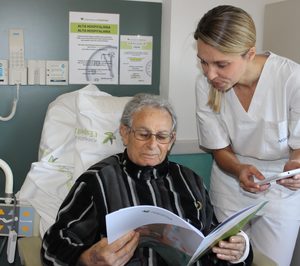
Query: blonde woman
xmin=195 ymin=5 xmax=300 ymax=266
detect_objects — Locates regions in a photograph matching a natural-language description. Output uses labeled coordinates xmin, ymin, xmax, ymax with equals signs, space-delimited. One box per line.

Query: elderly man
xmin=41 ymin=93 xmax=252 ymax=266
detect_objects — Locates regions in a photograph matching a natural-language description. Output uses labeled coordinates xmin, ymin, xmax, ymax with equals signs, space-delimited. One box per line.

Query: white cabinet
xmin=264 ymin=1 xmax=300 ymax=265
xmin=263 ymin=0 xmax=300 ymax=63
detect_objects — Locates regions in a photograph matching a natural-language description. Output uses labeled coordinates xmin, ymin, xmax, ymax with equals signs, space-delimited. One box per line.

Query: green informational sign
xmin=70 ymin=23 xmax=118 ymax=34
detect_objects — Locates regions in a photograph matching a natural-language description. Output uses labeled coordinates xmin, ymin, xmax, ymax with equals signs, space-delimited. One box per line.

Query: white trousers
xmin=214 ymin=206 xmax=300 ymax=266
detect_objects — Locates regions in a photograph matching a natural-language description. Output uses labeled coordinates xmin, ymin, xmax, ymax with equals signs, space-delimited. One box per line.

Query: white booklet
xmin=106 ymin=201 xmax=267 ymax=265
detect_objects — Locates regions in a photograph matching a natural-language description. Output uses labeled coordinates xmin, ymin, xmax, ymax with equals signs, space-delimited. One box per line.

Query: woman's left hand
xmin=279 ymin=160 xmax=300 ymax=191
xmin=278 ymin=176 xmax=300 ymax=190
xmin=212 ymin=235 xmax=246 ymax=262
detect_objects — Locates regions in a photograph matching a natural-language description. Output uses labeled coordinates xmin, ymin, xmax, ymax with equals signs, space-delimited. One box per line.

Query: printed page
xmin=188 ymin=201 xmax=268 ymax=264
xmin=106 ymin=205 xmax=204 ymax=264
xmin=106 ymin=202 xmax=267 ymax=265
xmin=106 ymin=205 xmax=203 ymax=243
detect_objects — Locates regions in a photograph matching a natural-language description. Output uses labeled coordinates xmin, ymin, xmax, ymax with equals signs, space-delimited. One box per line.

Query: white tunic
xmin=196 ymin=52 xmax=300 ymax=219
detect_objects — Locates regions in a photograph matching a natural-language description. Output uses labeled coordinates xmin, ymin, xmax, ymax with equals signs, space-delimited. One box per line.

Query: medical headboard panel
xmin=0 ymin=0 xmax=162 ymax=196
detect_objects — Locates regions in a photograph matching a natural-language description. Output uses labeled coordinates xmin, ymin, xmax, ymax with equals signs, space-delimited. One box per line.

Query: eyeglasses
xmin=129 ymin=128 xmax=174 ymax=144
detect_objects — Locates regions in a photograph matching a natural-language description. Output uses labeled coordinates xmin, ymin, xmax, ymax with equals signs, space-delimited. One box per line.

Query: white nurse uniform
xmin=196 ymin=52 xmax=300 ymax=266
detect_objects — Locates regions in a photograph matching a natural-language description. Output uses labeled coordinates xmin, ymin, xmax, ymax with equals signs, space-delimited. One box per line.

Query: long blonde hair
xmin=194 ymin=5 xmax=256 ymax=112
xmin=207 ymin=87 xmax=222 ymax=113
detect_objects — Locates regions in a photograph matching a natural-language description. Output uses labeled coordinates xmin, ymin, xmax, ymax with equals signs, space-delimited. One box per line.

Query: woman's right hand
xmin=77 ymin=231 xmax=140 ymax=266
xmin=212 ymin=147 xmax=269 ymax=193
xmin=238 ymin=164 xmax=270 ymax=193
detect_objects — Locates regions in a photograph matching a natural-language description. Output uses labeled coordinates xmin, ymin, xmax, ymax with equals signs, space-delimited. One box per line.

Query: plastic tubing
xmin=0 ymin=83 xmax=19 ymax=122
xmin=0 ymin=159 xmax=13 ymax=203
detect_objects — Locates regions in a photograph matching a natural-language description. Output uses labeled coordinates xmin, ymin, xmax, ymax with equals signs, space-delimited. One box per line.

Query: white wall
xmin=160 ymin=0 xmax=284 ymax=154
xmin=264 ymin=0 xmax=300 ymax=64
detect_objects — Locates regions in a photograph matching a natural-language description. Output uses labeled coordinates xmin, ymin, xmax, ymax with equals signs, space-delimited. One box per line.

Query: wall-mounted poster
xmin=69 ymin=11 xmax=119 ymax=84
xmin=120 ymin=35 xmax=153 ymax=85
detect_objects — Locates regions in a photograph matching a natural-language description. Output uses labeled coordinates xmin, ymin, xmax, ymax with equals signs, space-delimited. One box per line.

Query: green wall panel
xmin=0 ymin=0 xmax=161 ymax=198
xmin=169 ymin=153 xmax=213 ymax=188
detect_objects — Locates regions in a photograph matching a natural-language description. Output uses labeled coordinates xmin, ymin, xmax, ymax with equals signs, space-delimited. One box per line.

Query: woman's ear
xmin=247 ymin=47 xmax=256 ymax=61
xmin=119 ymin=124 xmax=129 ymax=146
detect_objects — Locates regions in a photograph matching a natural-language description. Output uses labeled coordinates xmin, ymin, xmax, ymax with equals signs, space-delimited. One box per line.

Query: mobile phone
xmin=256 ymin=168 xmax=300 ymax=185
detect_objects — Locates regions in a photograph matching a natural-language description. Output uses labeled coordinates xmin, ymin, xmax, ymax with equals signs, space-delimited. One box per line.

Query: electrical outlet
xmin=0 ymin=59 xmax=8 ymax=85
xmin=46 ymin=60 xmax=68 ymax=85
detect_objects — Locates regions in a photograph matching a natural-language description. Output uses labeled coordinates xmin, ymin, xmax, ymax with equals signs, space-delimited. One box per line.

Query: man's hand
xmin=212 ymin=234 xmax=246 ymax=262
xmin=77 ymin=231 xmax=139 ymax=266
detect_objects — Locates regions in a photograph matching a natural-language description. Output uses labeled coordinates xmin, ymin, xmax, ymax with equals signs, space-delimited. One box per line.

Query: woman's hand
xmin=212 ymin=147 xmax=269 ymax=193
xmin=238 ymin=164 xmax=270 ymax=193
xmin=279 ymin=160 xmax=300 ymax=191
xmin=77 ymin=231 xmax=139 ymax=266
xmin=212 ymin=234 xmax=246 ymax=262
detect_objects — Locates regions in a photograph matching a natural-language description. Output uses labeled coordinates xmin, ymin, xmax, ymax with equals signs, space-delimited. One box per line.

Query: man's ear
xmin=168 ymin=132 xmax=176 ymax=151
xmin=119 ymin=124 xmax=129 ymax=146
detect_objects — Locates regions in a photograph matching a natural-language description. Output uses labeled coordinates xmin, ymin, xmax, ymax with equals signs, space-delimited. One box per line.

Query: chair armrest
xmin=252 ymin=247 xmax=277 ymax=266
xmin=18 ymin=236 xmax=42 ymax=266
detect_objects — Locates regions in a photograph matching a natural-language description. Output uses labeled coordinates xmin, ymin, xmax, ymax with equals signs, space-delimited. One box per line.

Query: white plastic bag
xmin=19 ymin=84 xmax=131 ymax=236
